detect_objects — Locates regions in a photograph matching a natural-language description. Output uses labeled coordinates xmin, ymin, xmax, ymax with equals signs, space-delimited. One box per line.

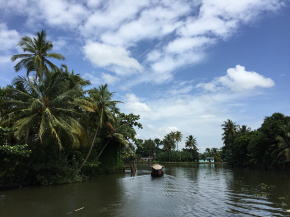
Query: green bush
xmin=81 ymin=162 xmax=101 ymax=178
xmin=30 ymin=150 xmax=84 ymax=185
xmin=0 ymin=144 xmax=31 ymax=187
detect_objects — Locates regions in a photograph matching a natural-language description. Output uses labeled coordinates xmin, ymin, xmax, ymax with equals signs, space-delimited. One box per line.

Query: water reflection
xmin=1 ymin=165 xmax=290 ymax=217
xmin=226 ymin=168 xmax=290 ymax=216
xmin=0 ymin=175 xmax=124 ymax=217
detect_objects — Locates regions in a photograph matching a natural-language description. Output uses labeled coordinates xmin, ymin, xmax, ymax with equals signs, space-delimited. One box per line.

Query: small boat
xmin=151 ymin=164 xmax=164 ymax=177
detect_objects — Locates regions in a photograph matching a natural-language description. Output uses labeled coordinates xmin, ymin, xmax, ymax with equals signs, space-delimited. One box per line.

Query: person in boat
xmin=151 ymin=164 xmax=164 ymax=177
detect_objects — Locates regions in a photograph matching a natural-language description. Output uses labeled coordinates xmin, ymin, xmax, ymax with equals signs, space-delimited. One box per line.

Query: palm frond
xmin=47 ymin=52 xmax=65 ymax=60
xmin=14 ymin=113 xmax=38 ymax=139
xmin=11 ymin=54 xmax=32 ymax=61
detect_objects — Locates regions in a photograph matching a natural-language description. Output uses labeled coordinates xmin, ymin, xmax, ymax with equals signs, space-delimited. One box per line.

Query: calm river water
xmin=1 ymin=164 xmax=290 ymax=217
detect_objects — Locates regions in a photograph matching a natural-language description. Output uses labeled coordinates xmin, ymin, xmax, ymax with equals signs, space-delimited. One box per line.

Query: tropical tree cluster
xmin=221 ymin=113 xmax=290 ymax=169
xmin=0 ymin=31 xmax=142 ymax=187
xmin=136 ymin=131 xmax=199 ymax=162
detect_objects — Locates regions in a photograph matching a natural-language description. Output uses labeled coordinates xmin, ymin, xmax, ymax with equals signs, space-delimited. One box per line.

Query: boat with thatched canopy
xmin=151 ymin=164 xmax=164 ymax=177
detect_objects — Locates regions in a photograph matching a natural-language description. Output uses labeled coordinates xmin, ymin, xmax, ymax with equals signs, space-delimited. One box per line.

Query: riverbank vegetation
xmin=0 ymin=31 xmax=142 ymax=188
xmin=221 ymin=113 xmax=290 ymax=169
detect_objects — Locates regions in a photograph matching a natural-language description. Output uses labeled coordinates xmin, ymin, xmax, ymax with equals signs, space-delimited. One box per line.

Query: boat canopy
xmin=152 ymin=164 xmax=163 ymax=170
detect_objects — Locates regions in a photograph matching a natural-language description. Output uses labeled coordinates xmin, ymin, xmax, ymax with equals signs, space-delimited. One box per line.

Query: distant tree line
xmin=136 ymin=131 xmax=221 ymax=162
xmin=136 ymin=112 xmax=290 ymax=169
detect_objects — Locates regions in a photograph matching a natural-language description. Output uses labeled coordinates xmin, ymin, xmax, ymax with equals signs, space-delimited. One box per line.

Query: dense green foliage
xmin=0 ymin=31 xmax=142 ymax=188
xmin=0 ymin=144 xmax=31 ymax=186
xmin=221 ymin=113 xmax=290 ymax=169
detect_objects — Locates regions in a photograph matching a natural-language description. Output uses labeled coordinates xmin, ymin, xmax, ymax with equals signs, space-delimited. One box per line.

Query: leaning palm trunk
xmin=78 ymin=126 xmax=100 ymax=172
xmin=96 ymin=140 xmax=111 ymax=160
xmin=96 ymin=132 xmax=125 ymax=161
xmin=25 ymin=129 xmax=30 ymax=144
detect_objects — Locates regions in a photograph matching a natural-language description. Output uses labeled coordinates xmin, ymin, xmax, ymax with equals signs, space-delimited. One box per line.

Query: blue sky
xmin=0 ymin=0 xmax=290 ymax=150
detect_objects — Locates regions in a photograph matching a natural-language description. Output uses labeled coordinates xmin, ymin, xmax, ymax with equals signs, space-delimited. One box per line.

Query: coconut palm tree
xmin=222 ymin=120 xmax=237 ymax=147
xmin=238 ymin=125 xmax=251 ymax=135
xmin=1 ymin=69 xmax=86 ymax=150
xmin=173 ymin=131 xmax=182 ymax=161
xmin=11 ymin=30 xmax=64 ymax=80
xmin=174 ymin=131 xmax=182 ymax=151
xmin=185 ymin=135 xmax=197 ymax=151
xmin=78 ymin=84 xmax=120 ymax=170
xmin=185 ymin=135 xmax=198 ymax=161
xmin=154 ymin=138 xmax=162 ymax=150
xmin=205 ymin=148 xmax=211 ymax=155
xmin=221 ymin=120 xmax=238 ymax=163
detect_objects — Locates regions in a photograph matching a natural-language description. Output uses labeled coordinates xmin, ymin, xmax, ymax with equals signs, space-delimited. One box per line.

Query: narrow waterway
xmin=1 ymin=164 xmax=290 ymax=217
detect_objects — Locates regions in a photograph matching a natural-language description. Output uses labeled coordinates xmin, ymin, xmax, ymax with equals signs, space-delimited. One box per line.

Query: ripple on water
xmin=225 ymin=191 xmax=289 ymax=217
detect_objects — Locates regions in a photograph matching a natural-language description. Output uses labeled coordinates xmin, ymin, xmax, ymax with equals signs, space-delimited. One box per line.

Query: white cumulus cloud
xmin=1 ymin=0 xmax=88 ymax=28
xmin=123 ymin=93 xmax=151 ymax=114
xmin=197 ymin=65 xmax=275 ymax=92
xmin=166 ymin=37 xmax=215 ymax=54
xmin=83 ymin=72 xmax=101 ymax=85
xmin=83 ymin=41 xmax=142 ymax=74
xmin=102 ymin=73 xmax=119 ymax=84
xmin=0 ymin=23 xmax=20 ymax=51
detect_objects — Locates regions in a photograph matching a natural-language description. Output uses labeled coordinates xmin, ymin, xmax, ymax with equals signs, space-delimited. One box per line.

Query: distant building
xmin=199 ymin=157 xmax=215 ymax=163
xmin=140 ymin=156 xmax=153 ymax=162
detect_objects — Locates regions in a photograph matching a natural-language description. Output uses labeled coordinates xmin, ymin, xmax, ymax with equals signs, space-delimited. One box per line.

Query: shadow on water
xmin=1 ymin=165 xmax=290 ymax=217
